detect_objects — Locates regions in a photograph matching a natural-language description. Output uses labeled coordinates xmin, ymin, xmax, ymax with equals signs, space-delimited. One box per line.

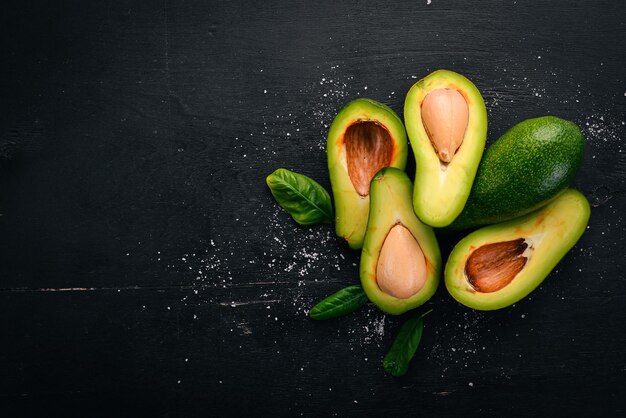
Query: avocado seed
xmin=344 ymin=121 xmax=393 ymax=196
xmin=421 ymin=88 xmax=469 ymax=163
xmin=376 ymin=224 xmax=427 ymax=299
xmin=465 ymin=238 xmax=528 ymax=293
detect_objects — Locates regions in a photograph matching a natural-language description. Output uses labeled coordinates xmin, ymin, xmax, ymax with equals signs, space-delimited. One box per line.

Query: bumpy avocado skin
xmin=404 ymin=70 xmax=487 ymax=227
xmin=445 ymin=189 xmax=590 ymax=311
xmin=360 ymin=167 xmax=441 ymax=315
xmin=446 ymin=116 xmax=585 ymax=231
xmin=327 ymin=99 xmax=407 ymax=249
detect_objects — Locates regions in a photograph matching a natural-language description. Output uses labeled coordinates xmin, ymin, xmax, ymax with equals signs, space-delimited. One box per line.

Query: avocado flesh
xmin=327 ymin=99 xmax=408 ymax=249
xmin=445 ymin=189 xmax=590 ymax=311
xmin=446 ymin=116 xmax=585 ymax=231
xmin=404 ymin=70 xmax=487 ymax=227
xmin=360 ymin=167 xmax=441 ymax=315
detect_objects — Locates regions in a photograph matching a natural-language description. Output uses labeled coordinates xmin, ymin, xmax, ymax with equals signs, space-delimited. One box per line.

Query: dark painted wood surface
xmin=1 ymin=0 xmax=625 ymax=416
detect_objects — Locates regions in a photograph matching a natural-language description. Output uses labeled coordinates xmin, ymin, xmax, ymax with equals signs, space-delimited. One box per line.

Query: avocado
xmin=327 ymin=98 xmax=408 ymax=249
xmin=360 ymin=167 xmax=441 ymax=315
xmin=446 ymin=116 xmax=585 ymax=231
xmin=445 ymin=189 xmax=590 ymax=311
xmin=404 ymin=70 xmax=487 ymax=227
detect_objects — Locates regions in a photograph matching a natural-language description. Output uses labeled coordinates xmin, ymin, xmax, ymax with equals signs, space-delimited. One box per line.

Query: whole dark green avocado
xmin=445 ymin=116 xmax=585 ymax=231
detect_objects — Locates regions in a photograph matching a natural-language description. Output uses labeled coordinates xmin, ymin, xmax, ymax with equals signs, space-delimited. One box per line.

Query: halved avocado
xmin=404 ymin=70 xmax=487 ymax=227
xmin=360 ymin=167 xmax=441 ymax=315
xmin=445 ymin=189 xmax=590 ymax=311
xmin=327 ymin=99 xmax=408 ymax=249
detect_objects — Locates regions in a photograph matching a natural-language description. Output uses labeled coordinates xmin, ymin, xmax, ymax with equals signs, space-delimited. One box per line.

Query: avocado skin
xmin=445 ymin=116 xmax=585 ymax=231
xmin=444 ymin=189 xmax=590 ymax=311
xmin=360 ymin=167 xmax=441 ymax=315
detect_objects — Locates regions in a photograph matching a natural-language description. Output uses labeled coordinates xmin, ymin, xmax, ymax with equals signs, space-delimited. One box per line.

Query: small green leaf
xmin=309 ymin=285 xmax=369 ymax=320
xmin=383 ymin=309 xmax=432 ymax=377
xmin=266 ymin=168 xmax=334 ymax=225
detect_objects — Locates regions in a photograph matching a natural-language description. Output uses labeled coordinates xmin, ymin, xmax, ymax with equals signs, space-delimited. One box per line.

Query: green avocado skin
xmin=445 ymin=116 xmax=585 ymax=231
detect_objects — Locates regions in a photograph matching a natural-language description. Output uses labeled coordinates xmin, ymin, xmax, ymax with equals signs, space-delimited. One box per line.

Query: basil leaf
xmin=266 ymin=168 xmax=334 ymax=225
xmin=383 ymin=309 xmax=433 ymax=377
xmin=309 ymin=285 xmax=369 ymax=320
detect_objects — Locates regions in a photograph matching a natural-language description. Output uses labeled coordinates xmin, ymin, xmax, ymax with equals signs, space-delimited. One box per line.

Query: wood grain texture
xmin=0 ymin=0 xmax=625 ymax=416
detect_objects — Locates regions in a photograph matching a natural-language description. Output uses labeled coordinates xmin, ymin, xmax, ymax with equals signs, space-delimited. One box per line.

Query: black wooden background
xmin=1 ymin=0 xmax=625 ymax=416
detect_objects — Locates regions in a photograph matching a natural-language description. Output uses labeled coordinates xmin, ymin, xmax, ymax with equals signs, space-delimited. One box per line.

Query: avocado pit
xmin=376 ymin=224 xmax=427 ymax=299
xmin=464 ymin=238 xmax=529 ymax=293
xmin=421 ymin=88 xmax=469 ymax=163
xmin=344 ymin=121 xmax=393 ymax=196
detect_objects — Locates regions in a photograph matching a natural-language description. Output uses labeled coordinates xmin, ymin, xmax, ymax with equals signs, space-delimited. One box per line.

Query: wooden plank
xmin=0 ymin=0 xmax=624 ymax=415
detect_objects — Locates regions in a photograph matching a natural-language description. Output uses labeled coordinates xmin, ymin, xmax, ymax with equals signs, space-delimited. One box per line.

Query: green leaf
xmin=266 ymin=168 xmax=334 ymax=225
xmin=309 ymin=285 xmax=369 ymax=320
xmin=383 ymin=309 xmax=433 ymax=377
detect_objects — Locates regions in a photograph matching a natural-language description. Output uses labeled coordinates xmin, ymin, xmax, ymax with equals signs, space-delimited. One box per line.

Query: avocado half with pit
xmin=360 ymin=167 xmax=441 ymax=315
xmin=327 ymin=98 xmax=408 ymax=249
xmin=404 ymin=70 xmax=487 ymax=227
xmin=445 ymin=189 xmax=590 ymax=311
